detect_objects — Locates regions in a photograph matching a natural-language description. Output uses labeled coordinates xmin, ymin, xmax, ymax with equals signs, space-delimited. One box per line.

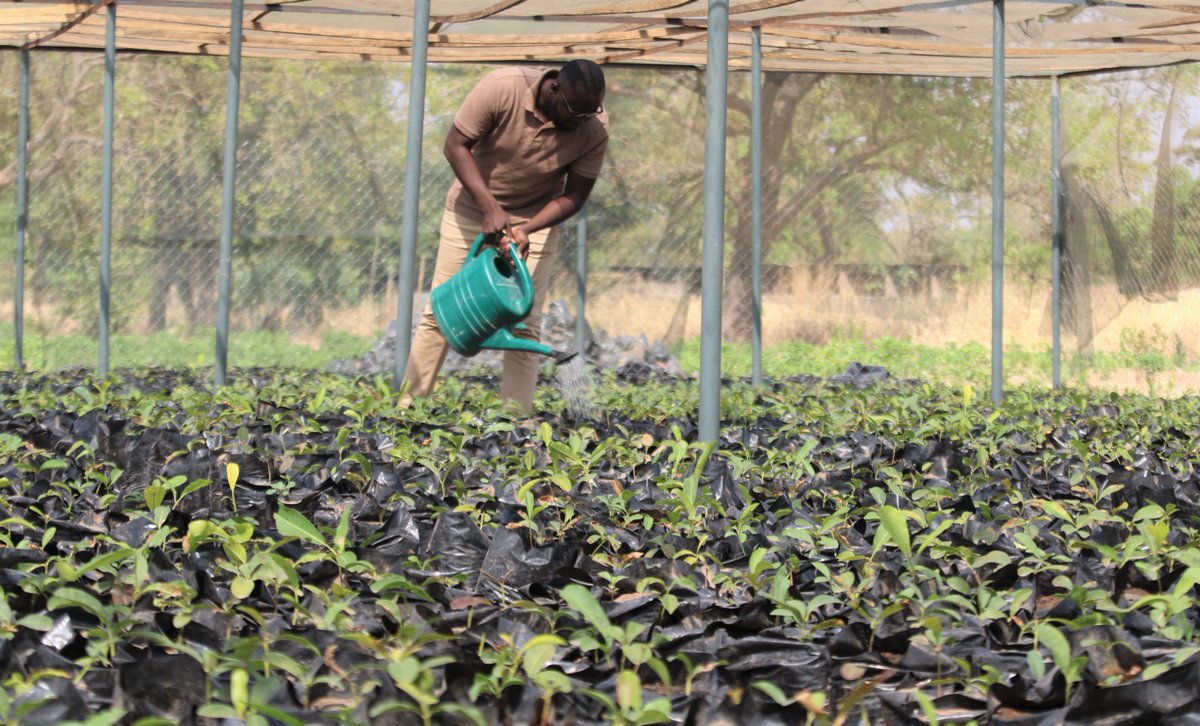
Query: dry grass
xmin=578 ymin=270 xmax=1199 ymax=352
xmin=572 ymin=269 xmax=1200 ymax=394
xmin=6 ymin=270 xmax=1198 ymax=394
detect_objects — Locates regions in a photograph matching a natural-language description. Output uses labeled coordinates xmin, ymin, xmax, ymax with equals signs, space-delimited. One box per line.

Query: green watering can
xmin=431 ymin=233 xmax=576 ymax=363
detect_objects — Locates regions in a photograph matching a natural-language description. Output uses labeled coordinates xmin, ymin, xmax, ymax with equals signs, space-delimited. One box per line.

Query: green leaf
xmin=47 ymin=587 xmax=112 ymax=619
xmin=560 ymin=584 xmax=619 ymax=642
xmin=144 ymin=484 xmax=166 ymax=512
xmin=1036 ymin=623 xmax=1073 ymax=674
xmin=185 ymin=519 xmax=224 ymax=550
xmin=971 ymin=550 xmax=1013 ymax=569
xmin=637 ymin=698 xmax=673 ymax=724
xmin=748 ymin=547 xmax=768 ymax=576
xmin=230 ymin=667 xmax=250 ymax=718
xmin=752 ymin=679 xmax=793 ymax=706
xmin=273 ymin=505 xmax=328 ymax=550
xmin=177 ymin=478 xmax=211 ymax=502
xmin=17 ymin=613 xmax=57 ymax=631
xmin=333 ymin=505 xmax=352 ymax=553
xmin=1026 ymin=650 xmax=1046 ymax=680
xmin=878 ymin=505 xmax=912 ymax=558
xmin=616 ymin=669 xmax=642 ymax=714
xmin=74 ymin=546 xmax=135 ymax=580
xmin=56 ymin=709 xmax=130 ymax=726
xmin=913 ymin=691 xmax=939 ymax=723
xmin=1040 ymin=499 xmax=1073 ymax=523
xmin=388 ymin=655 xmax=420 ymax=685
xmin=1171 ymin=566 xmax=1200 ymax=597
xmin=521 ymin=634 xmax=565 ymax=677
xmin=231 ymin=576 xmax=255 ymax=599
xmin=197 ymin=704 xmax=240 ymax=719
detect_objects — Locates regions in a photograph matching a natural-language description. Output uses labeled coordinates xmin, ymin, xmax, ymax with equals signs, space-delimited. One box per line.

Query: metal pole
xmin=990 ymin=0 xmax=1005 ymax=405
xmin=1051 ymin=76 xmax=1062 ymax=389
xmin=699 ymin=0 xmax=729 ymax=443
xmin=214 ymin=0 xmax=244 ymax=386
xmin=751 ymin=26 xmax=763 ymax=387
xmin=393 ymin=0 xmax=430 ymax=387
xmin=14 ymin=51 xmax=29 ymax=371
xmin=99 ymin=3 xmax=116 ymax=375
xmin=576 ymin=206 xmax=588 ymax=356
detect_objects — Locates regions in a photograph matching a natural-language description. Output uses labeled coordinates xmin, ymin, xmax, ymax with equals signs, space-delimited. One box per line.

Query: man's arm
xmin=444 ymin=125 xmax=509 ymax=236
xmin=508 ymin=171 xmax=598 ymax=258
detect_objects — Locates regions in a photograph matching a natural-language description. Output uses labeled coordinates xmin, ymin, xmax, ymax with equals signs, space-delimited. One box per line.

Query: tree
xmin=0 ymin=53 xmax=103 ymax=193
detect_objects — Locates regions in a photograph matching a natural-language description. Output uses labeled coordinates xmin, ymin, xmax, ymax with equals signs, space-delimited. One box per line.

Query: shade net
xmin=1 ymin=53 xmax=1198 ymax=386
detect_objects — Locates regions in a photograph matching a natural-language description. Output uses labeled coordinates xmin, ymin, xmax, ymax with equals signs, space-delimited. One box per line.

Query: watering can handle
xmin=511 ymin=241 xmax=535 ymax=310
xmin=467 ymin=223 xmax=515 ymax=260
xmin=497 ymin=223 xmax=535 ymax=309
xmin=466 ymin=233 xmax=491 ymax=260
xmin=464 ymin=232 xmax=535 ymax=310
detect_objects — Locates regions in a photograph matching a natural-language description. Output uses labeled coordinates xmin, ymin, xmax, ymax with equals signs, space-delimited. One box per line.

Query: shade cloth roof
xmin=2 ymin=0 xmax=1200 ymax=77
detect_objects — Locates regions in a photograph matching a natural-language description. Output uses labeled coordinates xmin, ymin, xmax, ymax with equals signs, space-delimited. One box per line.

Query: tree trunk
xmin=1061 ymin=172 xmax=1095 ymax=357
xmin=148 ymin=239 xmax=170 ymax=332
xmin=723 ymin=74 xmax=818 ymax=341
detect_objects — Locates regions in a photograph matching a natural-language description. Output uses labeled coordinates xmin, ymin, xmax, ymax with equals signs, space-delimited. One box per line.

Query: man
xmin=401 ymin=59 xmax=608 ymax=413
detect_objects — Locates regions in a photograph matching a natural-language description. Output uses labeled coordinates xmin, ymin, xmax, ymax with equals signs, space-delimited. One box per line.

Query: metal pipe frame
xmin=14 ymin=51 xmax=29 ymax=371
xmin=699 ymin=0 xmax=729 ymax=443
xmin=576 ymin=206 xmax=588 ymax=357
xmin=1051 ymin=75 xmax=1062 ymax=389
xmin=393 ymin=0 xmax=431 ymax=388
xmin=991 ymin=0 xmax=1005 ymax=405
xmin=99 ymin=4 xmax=116 ymax=374
xmin=751 ymin=26 xmax=763 ymax=388
xmin=214 ymin=0 xmax=244 ymax=386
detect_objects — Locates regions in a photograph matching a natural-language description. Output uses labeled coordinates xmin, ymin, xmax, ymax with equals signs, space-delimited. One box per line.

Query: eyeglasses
xmin=556 ymin=84 xmax=602 ymax=119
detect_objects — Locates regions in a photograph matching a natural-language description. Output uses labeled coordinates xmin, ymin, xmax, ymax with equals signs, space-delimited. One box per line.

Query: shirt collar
xmin=526 ymin=68 xmax=558 ymax=125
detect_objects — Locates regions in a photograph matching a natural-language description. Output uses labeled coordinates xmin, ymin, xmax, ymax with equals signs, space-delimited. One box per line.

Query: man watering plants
xmin=401 ymin=59 xmax=608 ymax=413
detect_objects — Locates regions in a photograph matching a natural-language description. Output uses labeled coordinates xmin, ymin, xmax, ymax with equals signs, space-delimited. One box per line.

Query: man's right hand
xmin=482 ymin=205 xmax=510 ymax=238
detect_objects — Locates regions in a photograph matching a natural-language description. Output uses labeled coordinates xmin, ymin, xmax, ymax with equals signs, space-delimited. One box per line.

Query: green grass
xmin=0 ymin=325 xmax=377 ymax=371
xmin=675 ymin=335 xmax=1198 ymax=391
xmin=676 ymin=336 xmax=1038 ymax=384
xmin=2 ymin=322 xmax=1196 ymax=394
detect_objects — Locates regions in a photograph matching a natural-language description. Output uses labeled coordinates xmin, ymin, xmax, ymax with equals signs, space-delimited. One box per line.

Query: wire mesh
xmin=1059 ymin=69 xmax=1200 ymax=367
xmin=2 ymin=52 xmax=1198 ymax=384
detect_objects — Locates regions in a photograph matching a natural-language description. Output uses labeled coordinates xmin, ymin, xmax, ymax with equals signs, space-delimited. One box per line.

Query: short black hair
xmin=559 ymin=59 xmax=605 ymax=99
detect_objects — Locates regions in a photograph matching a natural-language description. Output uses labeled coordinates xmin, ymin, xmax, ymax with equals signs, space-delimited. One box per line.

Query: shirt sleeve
xmin=453 ymin=73 xmax=503 ymax=141
xmin=570 ymin=131 xmax=608 ymax=180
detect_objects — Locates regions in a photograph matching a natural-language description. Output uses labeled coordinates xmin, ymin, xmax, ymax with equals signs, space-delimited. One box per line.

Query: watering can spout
xmin=481 ymin=327 xmax=556 ymax=356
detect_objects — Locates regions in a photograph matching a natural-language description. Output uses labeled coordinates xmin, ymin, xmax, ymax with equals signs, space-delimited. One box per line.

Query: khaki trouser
xmin=402 ymin=208 xmax=560 ymax=413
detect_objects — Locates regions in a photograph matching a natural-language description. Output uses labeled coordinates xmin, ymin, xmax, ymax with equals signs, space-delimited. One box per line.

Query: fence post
xmin=991 ymin=0 xmax=1006 ymax=405
xmin=215 ymin=0 xmax=244 ymax=386
xmin=700 ymin=0 xmax=729 ymax=443
xmin=1051 ymin=75 xmax=1062 ymax=389
xmin=99 ymin=3 xmax=116 ymax=374
xmin=394 ymin=0 xmax=431 ymax=388
xmin=576 ymin=205 xmax=587 ymax=356
xmin=751 ymin=25 xmax=763 ymax=388
xmin=13 ymin=51 xmax=29 ymax=371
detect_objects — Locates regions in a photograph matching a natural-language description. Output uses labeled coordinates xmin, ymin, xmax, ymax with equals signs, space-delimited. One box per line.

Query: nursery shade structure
xmin=4 ymin=0 xmax=1200 ymax=78
xmin=7 ymin=0 xmax=1200 ymax=437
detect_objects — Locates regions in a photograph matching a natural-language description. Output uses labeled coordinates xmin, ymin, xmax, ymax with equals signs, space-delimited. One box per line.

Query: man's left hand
xmin=505 ymin=226 xmax=532 ymax=260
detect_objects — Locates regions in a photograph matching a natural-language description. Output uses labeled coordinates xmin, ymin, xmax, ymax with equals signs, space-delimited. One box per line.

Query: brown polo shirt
xmin=445 ymin=66 xmax=608 ymax=221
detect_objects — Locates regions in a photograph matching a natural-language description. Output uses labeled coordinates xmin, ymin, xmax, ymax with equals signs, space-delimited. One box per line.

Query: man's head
xmin=547 ymin=59 xmax=605 ymax=131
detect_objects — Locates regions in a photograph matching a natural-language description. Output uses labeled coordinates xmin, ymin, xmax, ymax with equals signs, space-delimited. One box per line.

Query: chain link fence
xmin=2 ymin=52 xmax=1199 ymax=385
